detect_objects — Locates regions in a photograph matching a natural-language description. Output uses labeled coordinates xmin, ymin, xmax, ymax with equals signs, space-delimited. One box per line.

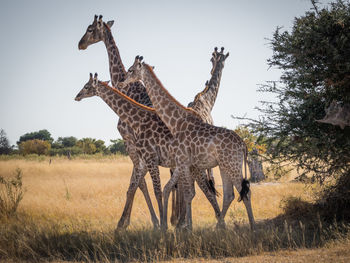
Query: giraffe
xmin=171 ymin=47 xmax=226 ymax=225
xmin=187 ymin=46 xmax=225 ymax=125
xmin=75 ymin=73 xmax=221 ymax=229
xmin=78 ymin=15 xmax=225 ymax=227
xmin=120 ymin=56 xmax=256 ymax=230
xmin=79 ymin=15 xmax=159 ymax=228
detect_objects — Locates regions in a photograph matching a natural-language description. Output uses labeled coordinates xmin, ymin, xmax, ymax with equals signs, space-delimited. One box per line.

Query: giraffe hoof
xmin=114 ymin=225 xmax=127 ymax=235
xmin=152 ymin=220 xmax=160 ymax=230
xmin=170 ymin=216 xmax=178 ymax=226
xmin=216 ymin=221 xmax=226 ymax=230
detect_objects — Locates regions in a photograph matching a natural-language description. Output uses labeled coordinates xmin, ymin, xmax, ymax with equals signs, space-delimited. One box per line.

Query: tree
xmin=109 ymin=139 xmax=128 ymax=155
xmin=76 ymin=138 xmax=97 ymax=154
xmin=234 ymin=126 xmax=266 ymax=154
xmin=0 ymin=129 xmax=11 ymax=154
xmin=17 ymin=129 xmax=54 ymax=145
xmin=19 ymin=139 xmax=51 ymax=155
xmin=241 ymin=1 xmax=350 ymax=182
xmin=94 ymin=139 xmax=107 ymax=153
xmin=55 ymin=136 xmax=77 ymax=148
xmin=50 ymin=136 xmax=80 ymax=157
xmin=234 ymin=126 xmax=266 ymax=182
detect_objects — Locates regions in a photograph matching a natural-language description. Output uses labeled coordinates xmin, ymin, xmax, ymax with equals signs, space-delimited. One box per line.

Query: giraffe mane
xmin=192 ymin=83 xmax=210 ymax=103
xmin=144 ymin=64 xmax=202 ymax=119
xmin=99 ymin=81 xmax=156 ymax=113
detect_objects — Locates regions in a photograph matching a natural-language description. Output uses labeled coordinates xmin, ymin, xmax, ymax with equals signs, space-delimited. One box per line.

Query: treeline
xmin=0 ymin=129 xmax=127 ymax=156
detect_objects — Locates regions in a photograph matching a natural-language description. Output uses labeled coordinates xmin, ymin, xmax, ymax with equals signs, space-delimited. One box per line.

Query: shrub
xmin=0 ymin=168 xmax=24 ymax=218
xmin=19 ymin=139 xmax=51 ymax=155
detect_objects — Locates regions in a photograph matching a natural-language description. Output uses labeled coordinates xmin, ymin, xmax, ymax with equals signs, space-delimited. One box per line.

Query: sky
xmin=0 ymin=0 xmax=329 ymax=146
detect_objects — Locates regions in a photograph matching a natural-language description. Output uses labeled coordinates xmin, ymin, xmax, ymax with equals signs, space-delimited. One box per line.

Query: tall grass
xmin=0 ymin=168 xmax=24 ymax=217
xmin=1 ymin=213 xmax=348 ymax=262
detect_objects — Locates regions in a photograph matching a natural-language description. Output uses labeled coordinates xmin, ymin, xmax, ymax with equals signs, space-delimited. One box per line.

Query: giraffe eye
xmin=87 ymin=28 xmax=93 ymax=33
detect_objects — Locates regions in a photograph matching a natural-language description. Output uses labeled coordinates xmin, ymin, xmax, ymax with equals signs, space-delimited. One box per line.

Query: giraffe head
xmin=78 ymin=15 xmax=114 ymax=50
xmin=210 ymin=47 xmax=229 ymax=74
xmin=75 ymin=73 xmax=108 ymax=101
xmin=119 ymin=56 xmax=145 ymax=88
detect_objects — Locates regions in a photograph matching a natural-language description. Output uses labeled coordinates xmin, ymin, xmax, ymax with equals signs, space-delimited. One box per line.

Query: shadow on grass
xmin=1 ymin=209 xmax=349 ymax=262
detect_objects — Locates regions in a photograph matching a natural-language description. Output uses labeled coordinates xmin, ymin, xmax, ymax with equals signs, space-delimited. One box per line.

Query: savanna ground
xmin=0 ymin=155 xmax=349 ymax=262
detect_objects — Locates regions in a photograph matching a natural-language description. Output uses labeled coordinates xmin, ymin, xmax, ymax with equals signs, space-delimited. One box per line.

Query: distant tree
xmin=94 ymin=139 xmax=107 ymax=153
xmin=0 ymin=129 xmax=12 ymax=154
xmin=56 ymin=136 xmax=77 ymax=148
xmin=109 ymin=139 xmax=128 ymax=155
xmin=19 ymin=139 xmax=51 ymax=155
xmin=17 ymin=129 xmax=54 ymax=145
xmin=234 ymin=126 xmax=266 ymax=182
xmin=234 ymin=126 xmax=266 ymax=154
xmin=76 ymin=138 xmax=97 ymax=154
xmin=0 ymin=129 xmax=10 ymax=154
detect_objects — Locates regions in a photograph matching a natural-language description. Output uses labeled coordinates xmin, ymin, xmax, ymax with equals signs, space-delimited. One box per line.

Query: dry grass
xmin=0 ymin=157 xmax=314 ymax=228
xmin=0 ymin=156 xmax=348 ymax=262
xmin=166 ymin=237 xmax=350 ymax=263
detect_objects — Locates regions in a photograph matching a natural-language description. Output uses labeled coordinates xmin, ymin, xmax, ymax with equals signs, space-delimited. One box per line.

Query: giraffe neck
xmin=205 ymin=59 xmax=225 ymax=111
xmin=102 ymin=24 xmax=153 ymax=107
xmin=102 ymin=24 xmax=126 ymax=87
xmin=140 ymin=64 xmax=199 ymax=135
xmin=190 ymin=59 xmax=225 ymax=120
xmin=96 ymin=82 xmax=153 ymax=131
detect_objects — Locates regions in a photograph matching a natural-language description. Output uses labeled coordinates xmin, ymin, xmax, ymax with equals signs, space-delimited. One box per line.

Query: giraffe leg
xmin=170 ymin=169 xmax=179 ymax=226
xmin=138 ymin=176 xmax=159 ymax=229
xmin=116 ymin=165 xmax=146 ymax=230
xmin=175 ymin=181 xmax=186 ymax=228
xmin=218 ymin=167 xmax=235 ymax=228
xmin=193 ymin=169 xmax=221 ymax=221
xmin=146 ymin=161 xmax=163 ymax=227
xmin=170 ymin=186 xmax=178 ymax=226
xmin=181 ymin=167 xmax=195 ymax=231
xmin=234 ymin=179 xmax=256 ymax=230
xmin=162 ymin=167 xmax=181 ymax=230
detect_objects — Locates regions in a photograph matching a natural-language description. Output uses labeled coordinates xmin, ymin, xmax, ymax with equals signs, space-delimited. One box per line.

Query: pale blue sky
xmin=0 ymin=0 xmax=328 ymax=146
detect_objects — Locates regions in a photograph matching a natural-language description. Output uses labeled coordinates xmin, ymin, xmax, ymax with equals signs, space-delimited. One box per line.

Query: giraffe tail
xmin=206 ymin=178 xmax=220 ymax=197
xmin=238 ymin=143 xmax=250 ymax=202
xmin=244 ymin=143 xmax=248 ymax=180
xmin=238 ymin=179 xmax=250 ymax=202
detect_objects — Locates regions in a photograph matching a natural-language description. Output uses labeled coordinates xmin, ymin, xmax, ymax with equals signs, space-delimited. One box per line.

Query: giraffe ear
xmin=107 ymin=20 xmax=114 ymax=28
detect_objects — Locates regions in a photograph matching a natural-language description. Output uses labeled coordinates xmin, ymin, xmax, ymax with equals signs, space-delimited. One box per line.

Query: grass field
xmin=0 ymin=156 xmax=349 ymax=262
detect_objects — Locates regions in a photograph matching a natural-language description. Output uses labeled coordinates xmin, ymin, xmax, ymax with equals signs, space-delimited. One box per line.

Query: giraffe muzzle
xmin=78 ymin=40 xmax=87 ymax=50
